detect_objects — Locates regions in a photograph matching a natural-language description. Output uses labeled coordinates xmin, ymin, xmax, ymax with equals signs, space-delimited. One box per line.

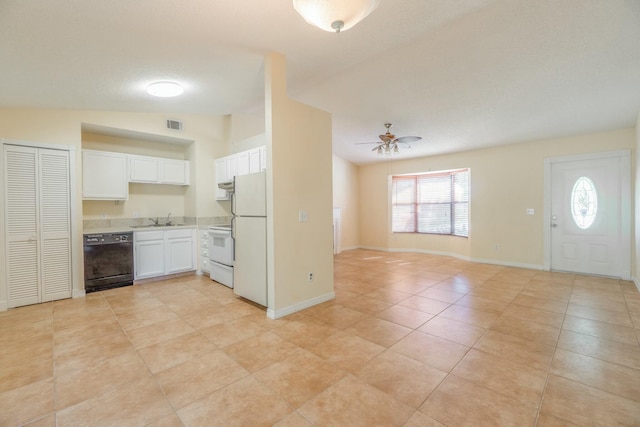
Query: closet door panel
xmin=39 ymin=149 xmax=71 ymax=301
xmin=4 ymin=146 xmax=40 ymax=307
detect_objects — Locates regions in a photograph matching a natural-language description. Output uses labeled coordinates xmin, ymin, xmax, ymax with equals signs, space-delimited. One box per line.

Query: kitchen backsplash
xmin=83 ymin=216 xmax=231 ymax=230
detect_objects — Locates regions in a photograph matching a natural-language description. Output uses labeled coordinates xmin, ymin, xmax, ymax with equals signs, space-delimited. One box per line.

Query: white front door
xmin=546 ymin=150 xmax=630 ymax=279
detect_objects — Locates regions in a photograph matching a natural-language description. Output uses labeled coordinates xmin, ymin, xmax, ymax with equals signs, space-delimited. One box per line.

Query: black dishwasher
xmin=83 ymin=232 xmax=133 ymax=293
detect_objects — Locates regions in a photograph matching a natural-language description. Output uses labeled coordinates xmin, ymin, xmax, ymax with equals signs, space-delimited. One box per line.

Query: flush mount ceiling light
xmin=293 ymin=0 xmax=380 ymax=33
xmin=146 ymin=81 xmax=184 ymax=98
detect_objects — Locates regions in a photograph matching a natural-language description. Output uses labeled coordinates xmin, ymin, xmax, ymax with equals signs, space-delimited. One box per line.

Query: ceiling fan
xmin=357 ymin=123 xmax=422 ymax=155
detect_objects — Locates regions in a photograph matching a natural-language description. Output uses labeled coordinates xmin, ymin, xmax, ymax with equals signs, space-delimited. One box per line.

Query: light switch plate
xmin=299 ymin=210 xmax=308 ymax=222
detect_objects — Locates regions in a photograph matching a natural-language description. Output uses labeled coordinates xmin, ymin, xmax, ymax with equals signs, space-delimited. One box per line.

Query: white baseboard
xmin=469 ymin=257 xmax=544 ymax=271
xmin=72 ymin=289 xmax=86 ymax=298
xmin=356 ymin=245 xmax=544 ymax=271
xmin=0 ymin=300 xmax=7 ymax=312
xmin=267 ymin=291 xmax=335 ymax=319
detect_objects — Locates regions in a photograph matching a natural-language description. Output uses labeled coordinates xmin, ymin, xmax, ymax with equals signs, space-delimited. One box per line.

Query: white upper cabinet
xmin=160 ymin=158 xmax=190 ymax=185
xmin=225 ymin=155 xmax=238 ymax=181
xmin=249 ymin=148 xmax=261 ymax=174
xmin=82 ymin=150 xmax=129 ymax=200
xmin=237 ymin=151 xmax=250 ymax=176
xmin=215 ymin=146 xmax=266 ymax=200
xmin=129 ymin=155 xmax=189 ymax=185
xmin=259 ymin=146 xmax=267 ymax=171
xmin=83 ymin=150 xmax=190 ymax=200
xmin=129 ymin=155 xmax=159 ymax=183
xmin=215 ymin=158 xmax=229 ymax=200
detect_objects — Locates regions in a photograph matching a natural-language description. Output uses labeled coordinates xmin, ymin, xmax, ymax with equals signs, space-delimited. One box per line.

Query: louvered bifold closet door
xmin=39 ymin=149 xmax=71 ymax=301
xmin=4 ymin=145 xmax=40 ymax=307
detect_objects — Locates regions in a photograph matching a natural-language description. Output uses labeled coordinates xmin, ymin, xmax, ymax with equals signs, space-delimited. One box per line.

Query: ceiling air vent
xmin=166 ymin=119 xmax=183 ymax=131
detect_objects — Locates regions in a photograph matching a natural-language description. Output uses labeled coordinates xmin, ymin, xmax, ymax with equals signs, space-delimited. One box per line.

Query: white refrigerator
xmin=231 ymin=171 xmax=267 ymax=306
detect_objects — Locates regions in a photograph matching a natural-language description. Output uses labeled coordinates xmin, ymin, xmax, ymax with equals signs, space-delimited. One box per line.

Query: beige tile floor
xmin=1 ymin=249 xmax=640 ymax=426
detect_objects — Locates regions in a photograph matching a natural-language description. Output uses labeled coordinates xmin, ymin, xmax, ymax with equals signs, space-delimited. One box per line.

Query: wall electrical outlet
xmin=308 ymin=272 xmax=313 ymax=282
xmin=526 ymin=208 xmax=535 ymax=215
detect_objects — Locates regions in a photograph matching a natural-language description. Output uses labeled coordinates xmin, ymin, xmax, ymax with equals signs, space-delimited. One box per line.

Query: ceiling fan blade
xmin=395 ymin=136 xmax=422 ymax=144
xmin=371 ymin=145 xmax=381 ymax=152
xmin=355 ymin=142 xmax=380 ymax=145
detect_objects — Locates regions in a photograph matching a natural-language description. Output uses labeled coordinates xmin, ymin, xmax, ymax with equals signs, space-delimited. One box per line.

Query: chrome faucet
xmin=165 ymin=212 xmax=172 ymax=226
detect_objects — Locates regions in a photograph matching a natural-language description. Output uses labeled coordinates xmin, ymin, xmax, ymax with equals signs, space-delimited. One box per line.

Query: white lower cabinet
xmin=134 ymin=228 xmax=196 ymax=280
xmin=165 ymin=229 xmax=196 ymax=274
xmin=134 ymin=231 xmax=165 ymax=279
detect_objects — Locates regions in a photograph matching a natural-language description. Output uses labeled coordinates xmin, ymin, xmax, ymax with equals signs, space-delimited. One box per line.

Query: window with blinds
xmin=391 ymin=169 xmax=469 ymax=237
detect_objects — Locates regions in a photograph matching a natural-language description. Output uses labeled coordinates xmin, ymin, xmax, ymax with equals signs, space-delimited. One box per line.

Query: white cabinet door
xmin=82 ymin=150 xmax=128 ymax=200
xmin=215 ymin=158 xmax=229 ymax=200
xmin=225 ymin=156 xmax=238 ymax=180
xmin=237 ymin=151 xmax=250 ymax=176
xmin=129 ymin=155 xmax=159 ymax=183
xmin=134 ymin=229 xmax=196 ymax=279
xmin=165 ymin=229 xmax=196 ymax=274
xmin=259 ymin=146 xmax=267 ymax=171
xmin=160 ymin=159 xmax=189 ymax=185
xmin=249 ymin=148 xmax=261 ymax=174
xmin=134 ymin=239 xmax=165 ymax=279
xmin=4 ymin=145 xmax=72 ymax=308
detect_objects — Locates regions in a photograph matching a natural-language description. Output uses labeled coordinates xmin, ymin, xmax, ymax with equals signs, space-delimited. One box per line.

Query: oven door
xmin=209 ymin=229 xmax=234 ymax=266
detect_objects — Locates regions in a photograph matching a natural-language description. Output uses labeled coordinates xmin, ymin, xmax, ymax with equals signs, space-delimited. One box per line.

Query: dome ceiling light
xmin=293 ymin=0 xmax=380 ymax=33
xmin=146 ymin=81 xmax=184 ymax=97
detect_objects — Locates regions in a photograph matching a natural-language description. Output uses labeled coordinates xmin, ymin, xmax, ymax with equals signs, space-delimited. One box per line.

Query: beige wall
xmin=332 ymin=154 xmax=360 ymax=250
xmin=358 ymin=128 xmax=635 ymax=268
xmin=0 ymin=108 xmax=227 ymax=300
xmin=265 ymin=53 xmax=334 ymax=317
xmin=635 ymin=113 xmax=640 ymax=285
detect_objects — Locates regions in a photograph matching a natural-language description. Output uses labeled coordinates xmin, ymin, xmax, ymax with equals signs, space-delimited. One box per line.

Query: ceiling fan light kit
xmin=359 ymin=123 xmax=422 ymax=156
xmin=293 ymin=0 xmax=380 ymax=33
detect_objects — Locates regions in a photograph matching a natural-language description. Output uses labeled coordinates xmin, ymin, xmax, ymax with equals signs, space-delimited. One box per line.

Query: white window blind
xmin=392 ymin=169 xmax=469 ymax=237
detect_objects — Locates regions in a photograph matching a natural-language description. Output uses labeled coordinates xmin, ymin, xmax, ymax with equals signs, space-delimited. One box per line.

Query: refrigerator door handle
xmin=230 ymin=176 xmax=236 ymax=215
xmin=231 ymin=216 xmax=236 ymax=261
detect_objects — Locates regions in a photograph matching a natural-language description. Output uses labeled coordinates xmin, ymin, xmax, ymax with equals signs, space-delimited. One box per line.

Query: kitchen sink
xmin=130 ymin=223 xmax=186 ymax=228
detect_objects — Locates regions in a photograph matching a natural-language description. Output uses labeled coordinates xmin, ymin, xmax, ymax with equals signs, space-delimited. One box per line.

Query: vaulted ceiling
xmin=1 ymin=0 xmax=639 ymax=164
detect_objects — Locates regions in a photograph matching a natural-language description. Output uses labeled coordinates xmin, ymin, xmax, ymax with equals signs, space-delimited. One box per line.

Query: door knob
xmin=551 ymin=223 xmax=558 ymax=228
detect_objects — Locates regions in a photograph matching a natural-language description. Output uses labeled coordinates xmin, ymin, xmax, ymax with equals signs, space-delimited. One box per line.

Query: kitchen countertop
xmin=83 ymin=224 xmax=197 ymax=235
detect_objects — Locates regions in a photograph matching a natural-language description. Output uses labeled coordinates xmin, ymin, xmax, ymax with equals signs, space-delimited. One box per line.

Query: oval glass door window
xmin=571 ymin=176 xmax=598 ymax=229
